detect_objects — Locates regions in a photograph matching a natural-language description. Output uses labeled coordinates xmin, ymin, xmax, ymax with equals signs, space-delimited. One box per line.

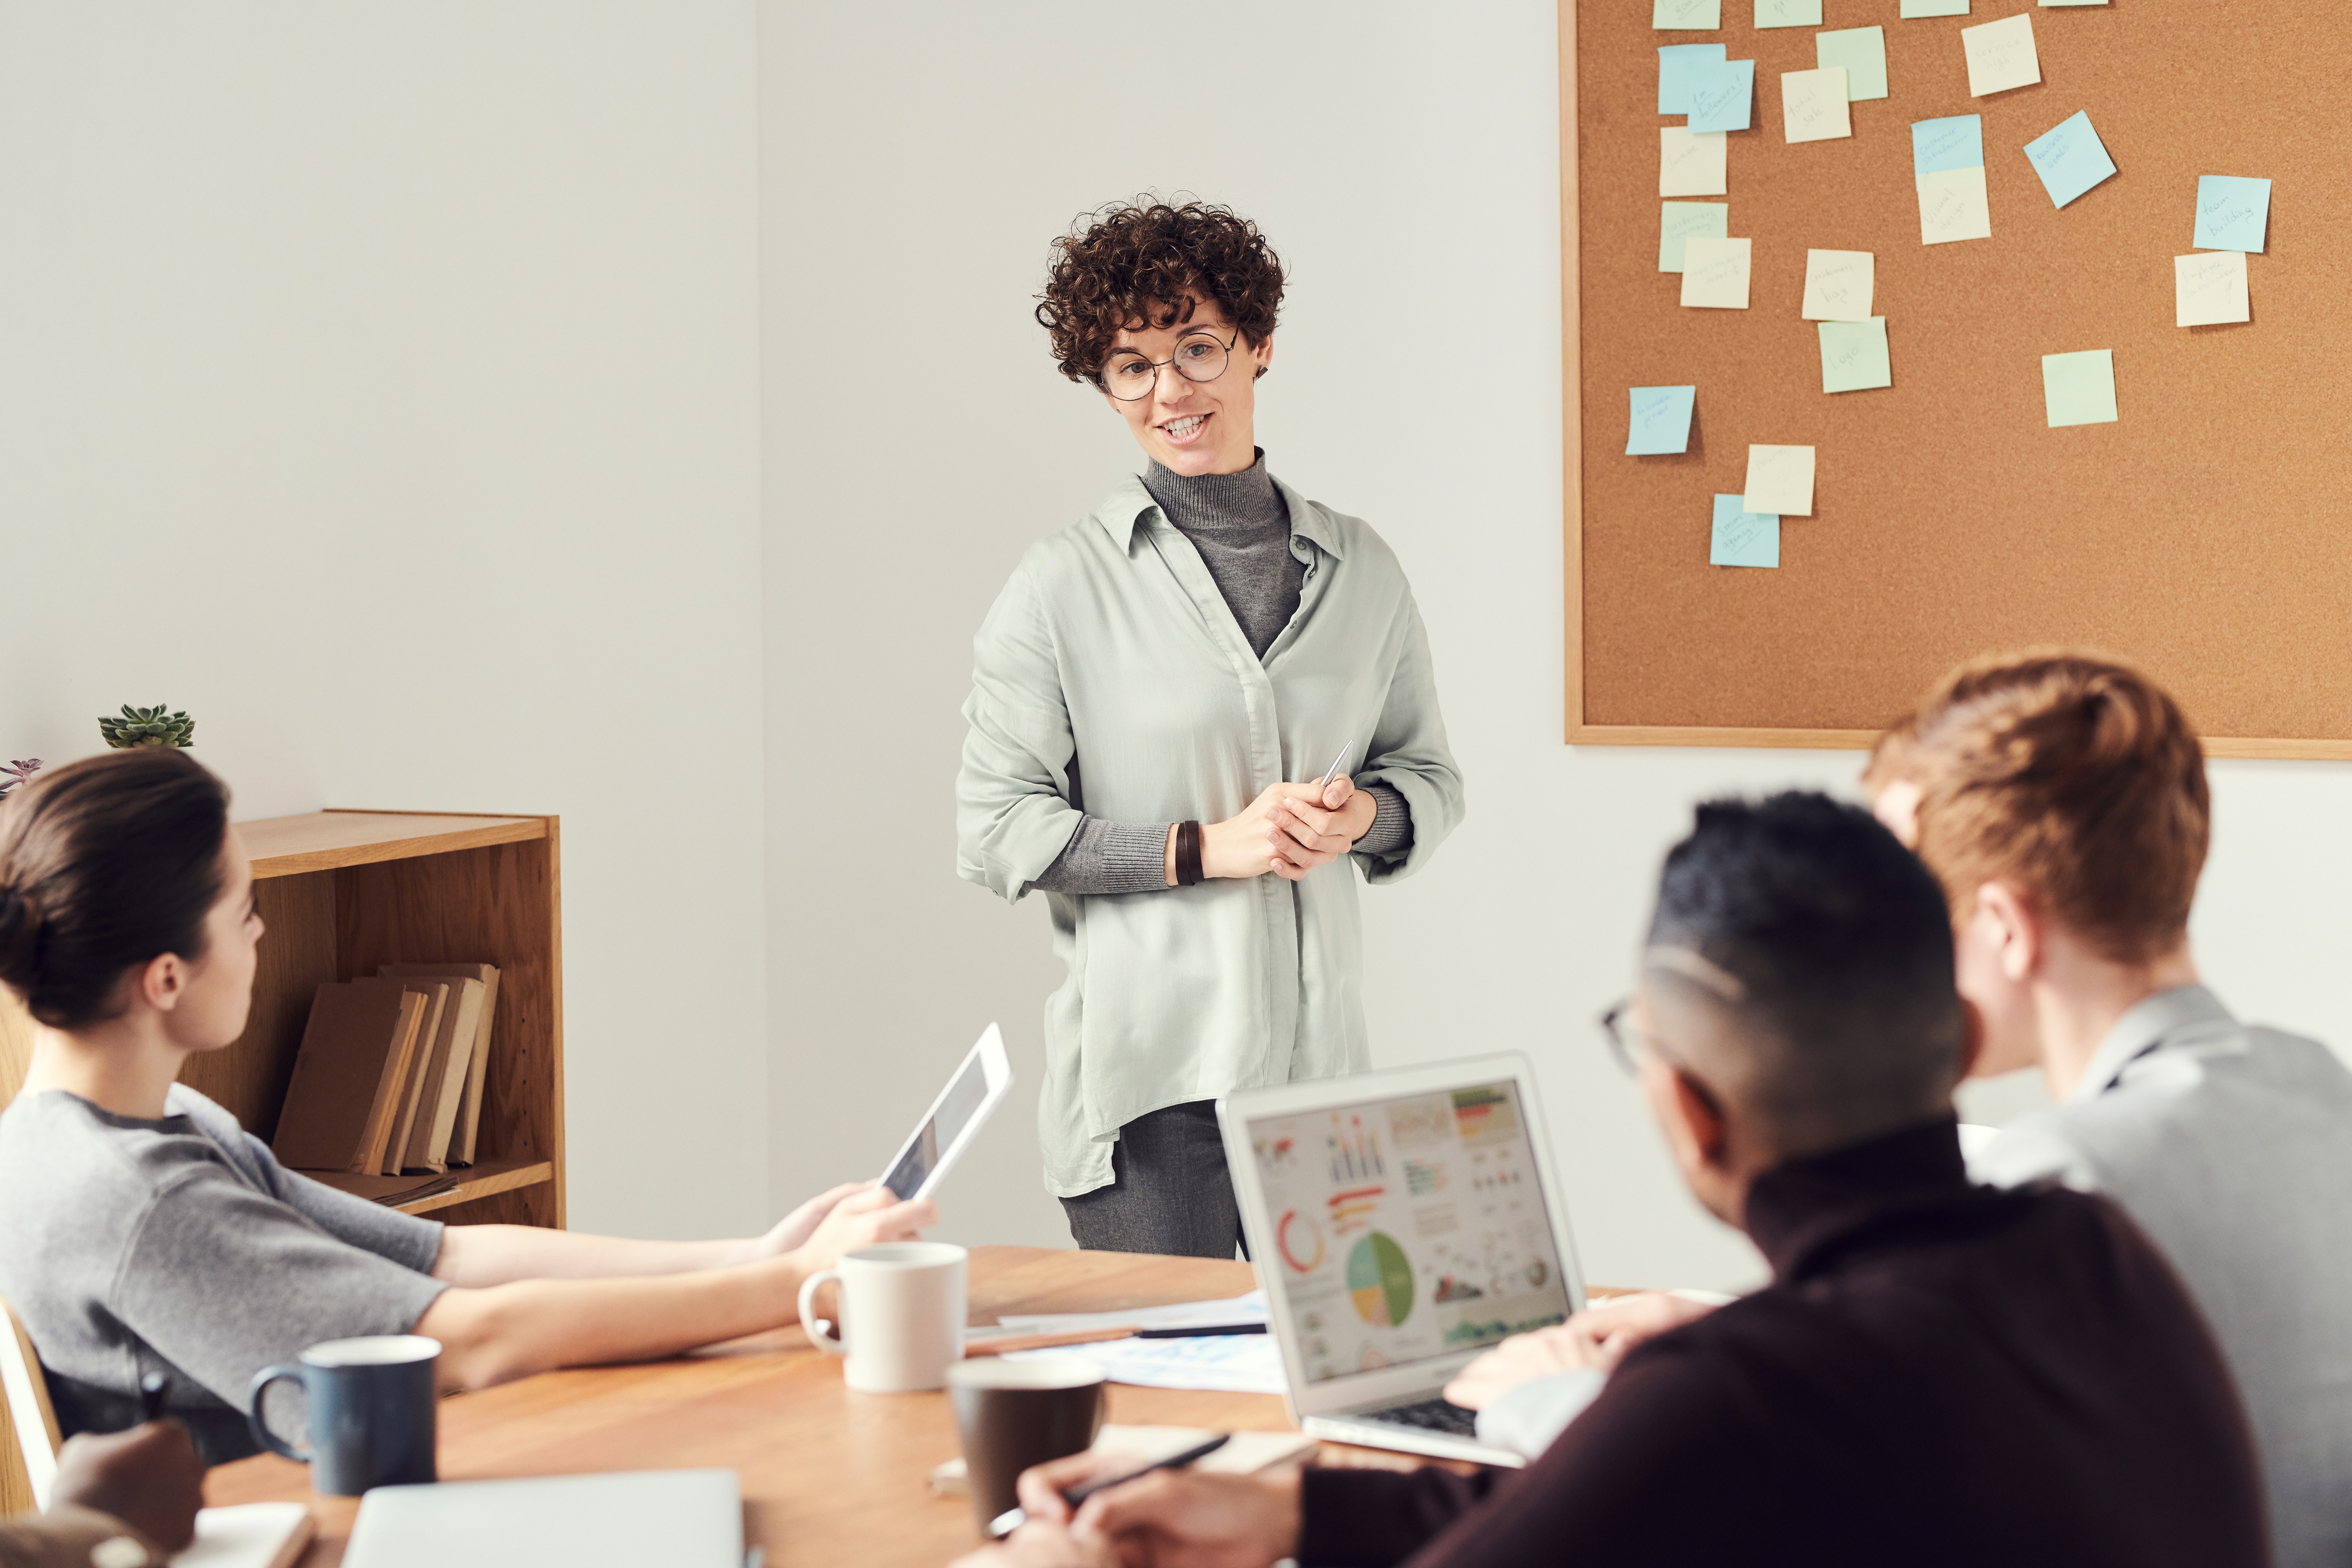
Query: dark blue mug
xmin=247 ymin=1334 xmax=439 ymax=1496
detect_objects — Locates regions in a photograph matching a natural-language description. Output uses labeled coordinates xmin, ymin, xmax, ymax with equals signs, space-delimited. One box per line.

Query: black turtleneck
xmin=1298 ymin=1116 xmax=2268 ymax=1568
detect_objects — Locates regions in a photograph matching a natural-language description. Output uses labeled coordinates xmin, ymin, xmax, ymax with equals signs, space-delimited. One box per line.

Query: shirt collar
xmin=1088 ymin=468 xmax=1346 ymax=561
xmin=2070 ymin=984 xmax=2236 ymax=1102
xmin=1741 ymin=1115 xmax=1987 ymax=1285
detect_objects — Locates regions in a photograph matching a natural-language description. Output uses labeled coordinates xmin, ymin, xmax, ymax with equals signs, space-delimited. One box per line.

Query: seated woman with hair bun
xmin=0 ymin=749 xmax=933 ymax=1464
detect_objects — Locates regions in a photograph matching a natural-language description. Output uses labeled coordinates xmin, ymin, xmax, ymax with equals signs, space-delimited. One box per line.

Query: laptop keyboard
xmin=1362 ymin=1396 xmax=1481 ymax=1438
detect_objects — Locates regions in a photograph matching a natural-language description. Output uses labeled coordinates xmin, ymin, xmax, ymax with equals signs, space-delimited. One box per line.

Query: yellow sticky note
xmin=1781 ymin=68 xmax=1852 ymax=143
xmin=1653 ymin=0 xmax=1722 ymax=25
xmin=1961 ymin=13 xmax=2039 ymax=96
xmin=1801 ymin=250 xmax=1874 ymax=321
xmin=1744 ymin=444 xmax=1816 ymax=516
xmin=2175 ymin=252 xmax=2249 ymax=327
xmin=1680 ymin=237 xmax=1753 ymax=309
xmin=1916 ymin=166 xmax=1991 ymax=244
xmin=1660 ymin=127 xmax=1729 ymax=197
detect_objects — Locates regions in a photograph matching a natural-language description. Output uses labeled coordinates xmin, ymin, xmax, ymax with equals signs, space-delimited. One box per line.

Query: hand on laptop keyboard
xmin=1369 ymin=1397 xmax=1481 ymax=1438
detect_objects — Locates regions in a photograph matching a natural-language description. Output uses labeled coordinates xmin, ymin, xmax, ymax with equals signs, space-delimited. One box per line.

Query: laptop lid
xmin=1219 ymin=1054 xmax=1587 ymax=1419
xmin=343 ymin=1470 xmax=742 ymax=1568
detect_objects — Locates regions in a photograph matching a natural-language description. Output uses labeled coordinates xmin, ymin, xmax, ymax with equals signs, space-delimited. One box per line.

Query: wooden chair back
xmin=0 ymin=1294 xmax=61 ymax=1514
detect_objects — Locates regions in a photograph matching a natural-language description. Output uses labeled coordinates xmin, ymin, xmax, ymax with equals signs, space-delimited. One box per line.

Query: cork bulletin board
xmin=1562 ymin=0 xmax=2352 ymax=757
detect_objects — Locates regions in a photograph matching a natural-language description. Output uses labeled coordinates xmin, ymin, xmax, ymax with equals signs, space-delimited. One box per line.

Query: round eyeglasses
xmin=1100 ymin=327 xmax=1240 ymax=401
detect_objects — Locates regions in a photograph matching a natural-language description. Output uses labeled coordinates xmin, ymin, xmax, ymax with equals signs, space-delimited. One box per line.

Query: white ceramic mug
xmin=795 ymin=1241 xmax=969 ymax=1392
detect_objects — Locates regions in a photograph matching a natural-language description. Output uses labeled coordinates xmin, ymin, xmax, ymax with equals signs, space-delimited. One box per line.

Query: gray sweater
xmin=1033 ymin=454 xmax=1411 ymax=895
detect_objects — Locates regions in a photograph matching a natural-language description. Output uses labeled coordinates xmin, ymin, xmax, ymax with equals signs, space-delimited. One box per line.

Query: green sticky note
xmin=1659 ymin=202 xmax=1729 ymax=272
xmin=1820 ymin=318 xmax=1891 ymax=393
xmin=1901 ymin=0 xmax=1968 ymax=15
xmin=2039 ymin=0 xmax=2107 ymax=7
xmin=1654 ymin=0 xmax=1722 ymax=25
xmin=2042 ymin=350 xmax=2117 ymax=427
xmin=1755 ymin=0 xmax=1822 ymax=27
xmin=1815 ymin=27 xmax=1888 ymax=100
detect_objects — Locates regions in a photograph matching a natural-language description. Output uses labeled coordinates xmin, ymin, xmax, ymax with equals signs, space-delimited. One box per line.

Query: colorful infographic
xmin=1249 ymin=1080 xmax=1573 ymax=1383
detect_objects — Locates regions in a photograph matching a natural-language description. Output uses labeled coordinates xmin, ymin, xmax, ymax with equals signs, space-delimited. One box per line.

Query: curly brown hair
xmin=1035 ymin=199 xmax=1285 ymax=387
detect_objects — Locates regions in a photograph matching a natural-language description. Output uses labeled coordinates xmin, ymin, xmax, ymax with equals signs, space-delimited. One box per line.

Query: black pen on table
xmin=987 ymin=1432 xmax=1232 ymax=1540
xmin=138 ymin=1370 xmax=170 ymax=1424
xmin=1132 ymin=1322 xmax=1265 ymax=1338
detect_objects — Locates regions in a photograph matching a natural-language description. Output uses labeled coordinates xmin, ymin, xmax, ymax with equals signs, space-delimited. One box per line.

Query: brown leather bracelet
xmin=1176 ymin=820 xmax=1205 ymax=886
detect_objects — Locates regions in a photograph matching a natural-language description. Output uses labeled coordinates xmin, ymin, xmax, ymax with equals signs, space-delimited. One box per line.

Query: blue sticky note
xmin=1710 ymin=495 xmax=1779 ymax=568
xmin=1628 ymin=386 xmax=1697 ymax=455
xmin=1912 ymin=114 xmax=1985 ymax=176
xmin=1686 ymin=59 xmax=1755 ymax=134
xmin=2024 ymin=111 xmax=2117 ymax=208
xmin=2194 ymin=176 xmax=2270 ymax=253
xmin=1659 ymin=44 xmax=1730 ymax=113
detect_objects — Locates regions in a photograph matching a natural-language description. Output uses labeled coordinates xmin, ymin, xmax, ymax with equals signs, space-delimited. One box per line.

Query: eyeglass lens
xmin=1102 ymin=334 xmax=1231 ymax=400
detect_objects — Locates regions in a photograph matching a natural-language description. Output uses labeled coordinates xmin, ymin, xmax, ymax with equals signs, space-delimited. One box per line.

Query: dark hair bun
xmin=0 ymin=879 xmax=38 ymax=1001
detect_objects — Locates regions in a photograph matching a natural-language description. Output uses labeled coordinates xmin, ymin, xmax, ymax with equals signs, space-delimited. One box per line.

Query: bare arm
xmin=430 ymin=1181 xmax=881 ymax=1287
xmin=415 ymin=1185 xmax=933 ymax=1390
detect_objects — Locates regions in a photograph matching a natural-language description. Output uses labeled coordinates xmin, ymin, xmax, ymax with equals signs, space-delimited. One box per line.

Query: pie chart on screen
xmin=1347 ymin=1232 xmax=1415 ymax=1328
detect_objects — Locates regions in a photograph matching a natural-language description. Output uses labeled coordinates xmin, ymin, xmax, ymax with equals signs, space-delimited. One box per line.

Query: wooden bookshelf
xmin=0 ymin=809 xmax=564 ymax=1227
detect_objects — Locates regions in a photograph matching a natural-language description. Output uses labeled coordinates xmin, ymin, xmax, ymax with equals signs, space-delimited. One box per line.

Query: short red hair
xmin=1865 ymin=650 xmax=2209 ymax=962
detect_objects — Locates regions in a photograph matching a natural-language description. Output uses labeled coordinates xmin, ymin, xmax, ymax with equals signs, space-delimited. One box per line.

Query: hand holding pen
xmin=1259 ymin=742 xmax=1374 ymax=881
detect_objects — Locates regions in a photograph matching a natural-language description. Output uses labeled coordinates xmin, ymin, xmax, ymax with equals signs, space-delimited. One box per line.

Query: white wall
xmin=0 ymin=1 xmax=771 ymax=1240
xmin=763 ymin=0 xmax=2352 ymax=1291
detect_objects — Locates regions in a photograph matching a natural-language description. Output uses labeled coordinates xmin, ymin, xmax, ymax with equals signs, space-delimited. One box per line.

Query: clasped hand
xmin=1202 ymin=776 xmax=1375 ymax=883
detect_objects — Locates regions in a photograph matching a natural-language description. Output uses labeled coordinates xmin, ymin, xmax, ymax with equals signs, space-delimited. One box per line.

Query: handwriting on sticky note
xmin=1659 ymin=202 xmax=1730 ymax=272
xmin=1686 ymin=59 xmax=1755 ymax=134
xmin=1753 ymin=0 xmax=1822 ymax=27
xmin=1660 ymin=127 xmax=1729 ymax=197
xmin=1680 ymin=237 xmax=1752 ymax=309
xmin=1917 ymin=166 xmax=1991 ymax=244
xmin=1653 ymin=0 xmax=1722 ymax=27
xmin=2023 ymin=111 xmax=2116 ymax=208
xmin=1962 ymin=13 xmax=2039 ymax=96
xmin=2194 ymin=176 xmax=2270 ymax=253
xmin=1710 ymin=495 xmax=1780 ymax=569
xmin=1901 ymin=0 xmax=1968 ymax=15
xmin=1911 ymin=115 xmax=1984 ymax=177
xmin=1801 ymin=250 xmax=1874 ymax=321
xmin=1781 ymin=68 xmax=1851 ymax=143
xmin=1818 ymin=319 xmax=1891 ymax=394
xmin=2174 ymin=252 xmax=2249 ymax=327
xmin=1743 ymin=445 xmax=1816 ymax=516
xmin=1628 ymin=387 xmax=1699 ymax=455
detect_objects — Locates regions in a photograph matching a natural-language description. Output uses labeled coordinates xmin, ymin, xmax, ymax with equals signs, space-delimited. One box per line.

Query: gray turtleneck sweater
xmin=1032 ymin=454 xmax=1412 ymax=895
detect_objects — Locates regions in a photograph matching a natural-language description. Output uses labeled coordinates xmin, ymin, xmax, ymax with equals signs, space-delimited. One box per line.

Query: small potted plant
xmin=0 ymin=759 xmax=40 ymax=800
xmin=99 ymin=704 xmax=195 ymax=749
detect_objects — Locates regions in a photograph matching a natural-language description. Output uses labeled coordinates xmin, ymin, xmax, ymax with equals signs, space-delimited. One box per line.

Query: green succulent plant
xmin=99 ymin=704 xmax=195 ymax=749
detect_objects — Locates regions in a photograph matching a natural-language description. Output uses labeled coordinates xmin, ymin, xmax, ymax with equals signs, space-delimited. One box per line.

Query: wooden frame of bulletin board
xmin=1561 ymin=0 xmax=2352 ymax=759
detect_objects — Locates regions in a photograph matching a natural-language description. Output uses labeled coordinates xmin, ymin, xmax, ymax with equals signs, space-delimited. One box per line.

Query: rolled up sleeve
xmin=957 ymin=563 xmax=1085 ymax=902
xmin=1352 ymin=592 xmax=1465 ymax=884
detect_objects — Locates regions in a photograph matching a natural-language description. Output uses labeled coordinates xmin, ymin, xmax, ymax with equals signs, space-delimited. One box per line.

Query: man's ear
xmin=1668 ymin=1067 xmax=1730 ymax=1172
xmin=1250 ymin=331 xmax=1273 ymax=378
xmin=1971 ymin=882 xmax=2042 ymax=984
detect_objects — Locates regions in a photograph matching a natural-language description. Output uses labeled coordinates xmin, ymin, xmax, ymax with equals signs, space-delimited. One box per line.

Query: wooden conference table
xmin=210 ymin=1244 xmax=1552 ymax=1567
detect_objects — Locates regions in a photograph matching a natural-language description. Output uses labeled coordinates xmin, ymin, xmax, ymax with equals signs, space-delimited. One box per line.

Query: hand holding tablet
xmin=881 ymin=1024 xmax=1015 ymax=1202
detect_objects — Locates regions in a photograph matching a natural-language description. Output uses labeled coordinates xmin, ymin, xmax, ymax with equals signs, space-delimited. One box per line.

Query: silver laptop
xmin=343 ymin=1470 xmax=744 ymax=1568
xmin=1219 ymin=1054 xmax=1586 ymax=1468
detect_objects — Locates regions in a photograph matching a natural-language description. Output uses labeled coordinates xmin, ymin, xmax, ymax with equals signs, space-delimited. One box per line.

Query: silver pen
xmin=1316 ymin=742 xmax=1354 ymax=789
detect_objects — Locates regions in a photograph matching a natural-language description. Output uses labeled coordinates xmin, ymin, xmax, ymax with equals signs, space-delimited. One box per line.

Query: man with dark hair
xmin=956 ymin=793 xmax=2267 ymax=1568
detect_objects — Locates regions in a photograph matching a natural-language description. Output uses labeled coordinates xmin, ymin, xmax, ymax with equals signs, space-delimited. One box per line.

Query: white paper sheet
xmin=999 ymin=1332 xmax=1287 ymax=1396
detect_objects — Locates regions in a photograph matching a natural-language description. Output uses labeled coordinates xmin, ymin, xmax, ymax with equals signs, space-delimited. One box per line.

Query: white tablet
xmin=879 ymin=1023 xmax=1014 ymax=1201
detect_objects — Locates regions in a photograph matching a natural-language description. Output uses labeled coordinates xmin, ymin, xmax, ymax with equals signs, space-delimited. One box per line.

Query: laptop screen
xmin=1244 ymin=1078 xmax=1574 ymax=1383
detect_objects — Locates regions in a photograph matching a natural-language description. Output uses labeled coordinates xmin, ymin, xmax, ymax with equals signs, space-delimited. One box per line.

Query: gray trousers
xmin=1060 ymin=1100 xmax=1250 ymax=1260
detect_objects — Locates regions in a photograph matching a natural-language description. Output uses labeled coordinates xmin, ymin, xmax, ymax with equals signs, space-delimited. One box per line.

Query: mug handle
xmin=245 ymin=1364 xmax=312 ymax=1461
xmin=796 ymin=1269 xmax=847 ymax=1356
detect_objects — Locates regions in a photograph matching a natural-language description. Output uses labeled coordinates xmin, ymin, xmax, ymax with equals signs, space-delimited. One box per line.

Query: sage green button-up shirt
xmin=957 ymin=472 xmax=1465 ymax=1198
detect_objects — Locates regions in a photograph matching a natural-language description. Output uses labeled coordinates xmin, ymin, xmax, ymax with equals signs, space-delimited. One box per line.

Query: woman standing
xmin=957 ymin=200 xmax=1464 ymax=1257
